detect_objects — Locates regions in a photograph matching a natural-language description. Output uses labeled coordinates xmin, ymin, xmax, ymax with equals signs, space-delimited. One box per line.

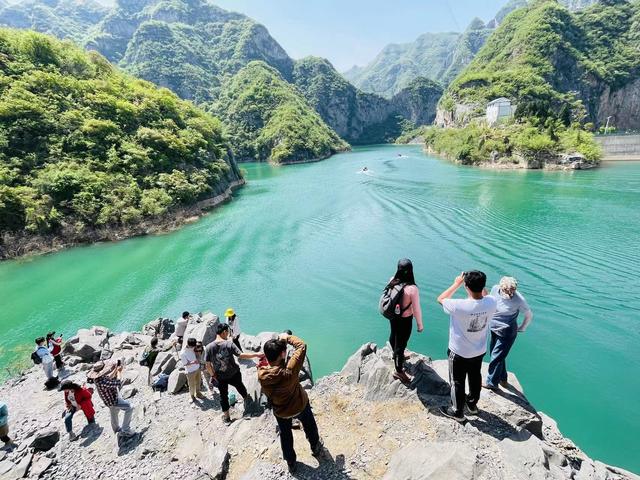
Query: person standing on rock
xmin=47 ymin=331 xmax=64 ymax=370
xmin=181 ymin=337 xmax=205 ymax=403
xmin=383 ymin=258 xmax=424 ymax=384
xmin=34 ymin=337 xmax=56 ymax=384
xmin=484 ymin=276 xmax=533 ymax=390
xmin=175 ymin=311 xmax=190 ymax=348
xmin=437 ymin=271 xmax=497 ymax=422
xmin=59 ymin=380 xmax=96 ymax=441
xmin=224 ymin=308 xmax=243 ymax=352
xmin=87 ymin=360 xmax=136 ymax=439
xmin=0 ymin=401 xmax=12 ymax=446
xmin=258 ymin=333 xmax=324 ymax=474
xmin=205 ymin=324 xmax=263 ymax=424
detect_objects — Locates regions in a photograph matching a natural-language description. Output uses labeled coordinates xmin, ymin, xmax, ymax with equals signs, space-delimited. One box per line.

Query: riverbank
xmin=0 ymin=180 xmax=245 ymax=262
xmin=0 ymin=318 xmax=637 ymax=480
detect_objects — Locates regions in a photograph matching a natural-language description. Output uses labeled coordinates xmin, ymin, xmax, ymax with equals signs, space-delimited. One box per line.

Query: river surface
xmin=1 ymin=145 xmax=639 ymax=472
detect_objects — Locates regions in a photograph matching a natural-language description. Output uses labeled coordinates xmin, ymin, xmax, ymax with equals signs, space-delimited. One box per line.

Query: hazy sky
xmin=211 ymin=0 xmax=508 ymax=71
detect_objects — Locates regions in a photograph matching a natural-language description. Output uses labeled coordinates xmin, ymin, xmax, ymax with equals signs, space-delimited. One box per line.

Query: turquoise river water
xmin=0 ymin=145 xmax=638 ymax=472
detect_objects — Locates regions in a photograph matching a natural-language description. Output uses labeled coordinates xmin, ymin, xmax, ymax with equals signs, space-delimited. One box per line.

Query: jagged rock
xmin=198 ymin=444 xmax=229 ymax=480
xmin=340 ymin=342 xmax=377 ymax=383
xmin=575 ymin=461 xmax=640 ymax=480
xmin=150 ymin=352 xmax=177 ymax=377
xmin=63 ymin=341 xmax=102 ymax=362
xmin=121 ymin=370 xmax=140 ymax=386
xmin=168 ymin=369 xmax=187 ymax=394
xmin=142 ymin=318 xmax=175 ymax=340
xmin=29 ymin=429 xmax=60 ymax=452
xmin=0 ymin=460 xmax=13 ymax=475
xmin=2 ymin=452 xmax=32 ymax=480
xmin=183 ymin=314 xmax=219 ymax=345
xmin=382 ymin=441 xmax=477 ymax=479
xmin=499 ymin=429 xmax=568 ymax=479
xmin=29 ymin=455 xmax=53 ymax=478
xmin=121 ymin=386 xmax=137 ymax=399
xmin=110 ymin=333 xmax=140 ymax=350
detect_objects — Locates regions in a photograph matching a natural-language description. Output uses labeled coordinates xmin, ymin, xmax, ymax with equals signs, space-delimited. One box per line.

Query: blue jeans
xmin=64 ymin=408 xmax=76 ymax=433
xmin=486 ymin=330 xmax=517 ymax=387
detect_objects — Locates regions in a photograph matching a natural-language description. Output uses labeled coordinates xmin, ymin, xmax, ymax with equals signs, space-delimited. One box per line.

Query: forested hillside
xmin=0 ymin=28 xmax=241 ymax=248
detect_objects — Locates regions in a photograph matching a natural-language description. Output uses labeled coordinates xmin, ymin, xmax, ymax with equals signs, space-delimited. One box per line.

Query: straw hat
xmin=86 ymin=360 xmax=117 ymax=380
xmin=224 ymin=308 xmax=235 ymax=318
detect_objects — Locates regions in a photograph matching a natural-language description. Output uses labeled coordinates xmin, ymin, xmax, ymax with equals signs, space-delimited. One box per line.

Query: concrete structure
xmin=486 ymin=97 xmax=515 ymax=125
xmin=595 ymin=134 xmax=640 ymax=160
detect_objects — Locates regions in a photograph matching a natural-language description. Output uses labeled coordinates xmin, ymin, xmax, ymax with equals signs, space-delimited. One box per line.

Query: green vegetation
xmin=445 ymin=0 xmax=640 ymax=125
xmin=409 ymin=121 xmax=601 ymax=166
xmin=0 ymin=28 xmax=240 ymax=237
xmin=212 ymin=61 xmax=348 ymax=164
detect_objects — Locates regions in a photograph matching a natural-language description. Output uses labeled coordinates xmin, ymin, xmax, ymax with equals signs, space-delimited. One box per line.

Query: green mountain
xmin=0 ymin=0 xmax=108 ymax=42
xmin=442 ymin=0 xmax=640 ymax=129
xmin=0 ymin=28 xmax=241 ymax=242
xmin=212 ymin=61 xmax=348 ymax=164
xmin=293 ymin=57 xmax=443 ymax=144
xmin=343 ymin=32 xmax=459 ymax=98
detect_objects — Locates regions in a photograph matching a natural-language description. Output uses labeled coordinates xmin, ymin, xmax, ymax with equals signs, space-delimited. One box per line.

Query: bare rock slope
xmin=0 ymin=318 xmax=636 ymax=480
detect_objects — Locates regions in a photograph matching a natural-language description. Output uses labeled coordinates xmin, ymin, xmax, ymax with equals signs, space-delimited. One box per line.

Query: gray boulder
xmin=121 ymin=386 xmax=137 ymax=399
xmin=29 ymin=455 xmax=53 ymax=478
xmin=150 ymin=352 xmax=177 ymax=377
xmin=340 ymin=342 xmax=377 ymax=383
xmin=499 ymin=429 xmax=568 ymax=480
xmin=199 ymin=444 xmax=229 ymax=480
xmin=29 ymin=429 xmax=59 ymax=452
xmin=168 ymin=369 xmax=187 ymax=394
xmin=382 ymin=442 xmax=477 ymax=480
xmin=121 ymin=370 xmax=140 ymax=386
xmin=142 ymin=318 xmax=175 ymax=340
xmin=183 ymin=314 xmax=219 ymax=346
xmin=2 ymin=453 xmax=32 ymax=480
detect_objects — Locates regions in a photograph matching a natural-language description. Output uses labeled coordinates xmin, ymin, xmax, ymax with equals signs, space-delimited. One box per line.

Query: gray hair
xmin=499 ymin=276 xmax=518 ymax=291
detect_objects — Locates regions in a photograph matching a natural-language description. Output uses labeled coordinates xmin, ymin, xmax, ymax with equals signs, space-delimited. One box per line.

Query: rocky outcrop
xmin=0 ymin=326 xmax=636 ymax=480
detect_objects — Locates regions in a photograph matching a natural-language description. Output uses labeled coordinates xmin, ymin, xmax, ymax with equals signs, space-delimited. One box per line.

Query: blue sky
xmin=212 ymin=0 xmax=508 ymax=71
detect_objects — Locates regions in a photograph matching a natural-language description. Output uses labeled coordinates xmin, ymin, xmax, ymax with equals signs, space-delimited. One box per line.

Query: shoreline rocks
xmin=0 ymin=318 xmax=637 ymax=480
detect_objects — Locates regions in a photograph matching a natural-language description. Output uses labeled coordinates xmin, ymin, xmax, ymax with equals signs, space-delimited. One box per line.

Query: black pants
xmin=233 ymin=335 xmax=243 ymax=352
xmin=389 ymin=316 xmax=413 ymax=372
xmin=448 ymin=349 xmax=484 ymax=416
xmin=275 ymin=402 xmax=320 ymax=464
xmin=218 ymin=371 xmax=248 ymax=412
xmin=54 ymin=354 xmax=63 ymax=369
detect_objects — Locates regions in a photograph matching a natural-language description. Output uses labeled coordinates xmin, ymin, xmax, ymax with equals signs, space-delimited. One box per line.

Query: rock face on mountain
xmin=0 ymin=0 xmax=108 ymax=42
xmin=212 ymin=61 xmax=349 ymax=164
xmin=1 ymin=320 xmax=637 ymax=480
xmin=294 ymin=57 xmax=442 ymax=144
xmin=440 ymin=0 xmax=640 ymax=129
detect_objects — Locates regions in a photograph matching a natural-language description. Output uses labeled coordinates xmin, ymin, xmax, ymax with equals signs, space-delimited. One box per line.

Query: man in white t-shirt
xmin=437 ymin=271 xmax=497 ymax=423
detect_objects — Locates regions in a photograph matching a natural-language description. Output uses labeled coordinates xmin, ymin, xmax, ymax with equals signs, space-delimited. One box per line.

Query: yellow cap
xmin=224 ymin=308 xmax=235 ymax=318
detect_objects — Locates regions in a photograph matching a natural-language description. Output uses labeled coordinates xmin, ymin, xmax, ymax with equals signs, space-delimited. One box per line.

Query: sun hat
xmin=224 ymin=308 xmax=235 ymax=318
xmin=86 ymin=360 xmax=117 ymax=380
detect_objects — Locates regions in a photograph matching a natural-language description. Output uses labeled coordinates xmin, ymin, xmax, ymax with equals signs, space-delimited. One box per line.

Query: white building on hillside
xmin=486 ymin=98 xmax=515 ymax=125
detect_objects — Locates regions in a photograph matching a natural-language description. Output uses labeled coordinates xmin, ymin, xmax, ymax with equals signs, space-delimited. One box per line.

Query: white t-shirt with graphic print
xmin=442 ymin=296 xmax=497 ymax=358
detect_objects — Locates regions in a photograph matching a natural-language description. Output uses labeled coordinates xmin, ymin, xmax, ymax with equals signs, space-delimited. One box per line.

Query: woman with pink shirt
xmin=387 ymin=258 xmax=424 ymax=384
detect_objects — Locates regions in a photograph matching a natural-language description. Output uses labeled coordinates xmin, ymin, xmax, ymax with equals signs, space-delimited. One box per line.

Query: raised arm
xmin=284 ymin=334 xmax=307 ymax=377
xmin=437 ymin=273 xmax=465 ymax=305
xmin=410 ymin=287 xmax=424 ymax=332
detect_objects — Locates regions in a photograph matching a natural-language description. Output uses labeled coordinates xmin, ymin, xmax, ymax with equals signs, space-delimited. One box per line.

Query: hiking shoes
xmin=499 ymin=380 xmax=510 ymax=388
xmin=465 ymin=402 xmax=479 ymax=415
xmin=287 ymin=461 xmax=298 ymax=474
xmin=482 ymin=383 xmax=499 ymax=391
xmin=312 ymin=438 xmax=327 ymax=458
xmin=439 ymin=406 xmax=466 ymax=423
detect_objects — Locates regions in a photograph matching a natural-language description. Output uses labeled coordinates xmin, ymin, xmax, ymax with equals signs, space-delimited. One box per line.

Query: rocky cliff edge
xmin=0 ymin=316 xmax=637 ymax=480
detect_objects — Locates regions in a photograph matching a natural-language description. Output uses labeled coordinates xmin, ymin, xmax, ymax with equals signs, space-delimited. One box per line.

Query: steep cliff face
xmin=441 ymin=0 xmax=640 ymax=129
xmin=391 ymin=77 xmax=444 ymax=126
xmin=0 ymin=0 xmax=108 ymax=42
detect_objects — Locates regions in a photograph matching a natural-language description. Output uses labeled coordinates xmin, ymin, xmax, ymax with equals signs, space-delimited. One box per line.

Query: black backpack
xmin=31 ymin=350 xmax=42 ymax=365
xmin=379 ymin=282 xmax=411 ymax=320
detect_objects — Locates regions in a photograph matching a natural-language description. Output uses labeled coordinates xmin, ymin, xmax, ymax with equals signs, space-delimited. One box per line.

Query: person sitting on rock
xmin=0 ymin=401 xmax=12 ymax=447
xmin=205 ymin=324 xmax=263 ymax=424
xmin=175 ymin=311 xmax=190 ymax=347
xmin=34 ymin=337 xmax=56 ymax=383
xmin=59 ymin=380 xmax=96 ymax=441
xmin=87 ymin=360 xmax=136 ymax=439
xmin=47 ymin=331 xmax=64 ymax=370
xmin=181 ymin=337 xmax=205 ymax=403
xmin=258 ymin=333 xmax=325 ymax=474
xmin=224 ymin=308 xmax=243 ymax=352
xmin=484 ymin=276 xmax=533 ymax=390
xmin=437 ymin=271 xmax=497 ymax=423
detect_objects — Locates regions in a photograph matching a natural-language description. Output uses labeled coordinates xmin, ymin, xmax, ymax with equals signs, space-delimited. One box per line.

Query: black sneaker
xmin=465 ymin=402 xmax=479 ymax=415
xmin=311 ymin=438 xmax=325 ymax=458
xmin=439 ymin=406 xmax=466 ymax=423
xmin=287 ymin=461 xmax=298 ymax=474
